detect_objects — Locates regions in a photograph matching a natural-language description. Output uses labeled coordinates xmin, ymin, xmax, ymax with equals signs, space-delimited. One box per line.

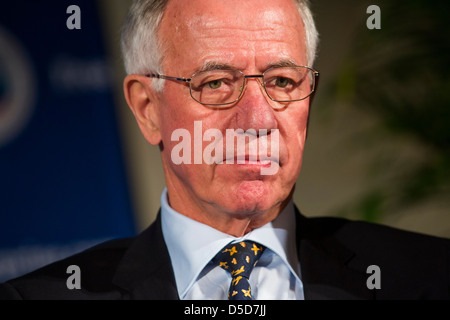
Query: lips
xmin=233 ymin=154 xmax=279 ymax=166
xmin=200 ymin=127 xmax=282 ymax=169
xmin=220 ymin=138 xmax=281 ymax=166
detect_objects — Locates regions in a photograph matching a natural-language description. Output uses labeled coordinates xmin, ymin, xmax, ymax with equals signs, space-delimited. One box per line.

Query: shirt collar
xmin=160 ymin=188 xmax=300 ymax=299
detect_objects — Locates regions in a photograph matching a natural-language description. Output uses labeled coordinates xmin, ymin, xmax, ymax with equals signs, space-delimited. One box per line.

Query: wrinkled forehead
xmin=159 ymin=0 xmax=307 ymax=71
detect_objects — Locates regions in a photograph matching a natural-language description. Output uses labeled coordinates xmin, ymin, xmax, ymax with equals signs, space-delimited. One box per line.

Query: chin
xmin=221 ymin=180 xmax=279 ymax=215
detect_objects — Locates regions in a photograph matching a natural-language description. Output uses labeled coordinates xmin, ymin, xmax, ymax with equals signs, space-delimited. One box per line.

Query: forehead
xmin=159 ymin=0 xmax=306 ymax=73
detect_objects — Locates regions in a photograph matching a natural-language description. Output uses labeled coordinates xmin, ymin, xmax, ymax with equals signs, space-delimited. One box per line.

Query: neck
xmin=166 ymin=186 xmax=294 ymax=237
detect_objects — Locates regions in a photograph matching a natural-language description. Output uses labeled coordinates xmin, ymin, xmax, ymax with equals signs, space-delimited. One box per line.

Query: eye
xmin=275 ymin=77 xmax=291 ymax=88
xmin=207 ymin=80 xmax=222 ymax=89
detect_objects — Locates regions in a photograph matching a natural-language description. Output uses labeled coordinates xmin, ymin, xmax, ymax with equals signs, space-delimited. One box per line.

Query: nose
xmin=233 ymin=77 xmax=278 ymax=132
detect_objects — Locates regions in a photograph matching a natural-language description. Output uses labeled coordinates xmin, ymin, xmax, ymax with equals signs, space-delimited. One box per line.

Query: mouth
xmin=218 ymin=154 xmax=281 ymax=176
xmin=234 ymin=155 xmax=279 ymax=166
xmin=216 ymin=154 xmax=280 ymax=166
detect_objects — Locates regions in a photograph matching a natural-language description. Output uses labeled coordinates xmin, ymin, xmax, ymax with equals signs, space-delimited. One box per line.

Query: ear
xmin=123 ymin=74 xmax=162 ymax=146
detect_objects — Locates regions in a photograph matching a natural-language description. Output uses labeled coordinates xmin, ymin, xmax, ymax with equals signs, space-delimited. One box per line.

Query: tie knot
xmin=214 ymin=241 xmax=265 ymax=278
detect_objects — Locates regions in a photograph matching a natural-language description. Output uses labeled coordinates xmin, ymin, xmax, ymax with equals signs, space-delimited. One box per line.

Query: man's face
xmin=155 ymin=0 xmax=311 ymax=232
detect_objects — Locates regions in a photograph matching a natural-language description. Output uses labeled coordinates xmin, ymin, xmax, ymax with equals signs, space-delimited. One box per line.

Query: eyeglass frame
xmin=145 ymin=66 xmax=320 ymax=106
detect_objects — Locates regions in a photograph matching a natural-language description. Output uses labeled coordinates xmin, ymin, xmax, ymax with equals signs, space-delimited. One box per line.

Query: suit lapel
xmin=110 ymin=207 xmax=374 ymax=300
xmin=112 ymin=213 xmax=179 ymax=300
xmin=295 ymin=209 xmax=374 ymax=300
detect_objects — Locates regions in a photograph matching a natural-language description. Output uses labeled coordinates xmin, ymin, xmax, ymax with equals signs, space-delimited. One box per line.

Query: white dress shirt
xmin=160 ymin=188 xmax=305 ymax=300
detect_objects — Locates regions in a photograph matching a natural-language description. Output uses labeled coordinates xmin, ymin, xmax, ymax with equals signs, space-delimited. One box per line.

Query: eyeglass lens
xmin=189 ymin=67 xmax=314 ymax=106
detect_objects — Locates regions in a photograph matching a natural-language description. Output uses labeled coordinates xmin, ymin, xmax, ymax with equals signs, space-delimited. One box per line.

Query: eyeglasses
xmin=146 ymin=66 xmax=319 ymax=107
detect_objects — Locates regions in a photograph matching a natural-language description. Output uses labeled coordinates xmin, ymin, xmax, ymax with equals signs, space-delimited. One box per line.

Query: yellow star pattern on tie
xmin=231 ymin=265 xmax=245 ymax=276
xmin=213 ymin=241 xmax=266 ymax=300
xmin=251 ymin=243 xmax=262 ymax=255
xmin=223 ymin=246 xmax=238 ymax=256
xmin=242 ymin=287 xmax=252 ymax=298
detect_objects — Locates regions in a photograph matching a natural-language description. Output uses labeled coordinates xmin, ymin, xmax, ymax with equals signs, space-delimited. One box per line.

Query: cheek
xmin=158 ymin=87 xmax=194 ymax=143
xmin=157 ymin=90 xmax=224 ymax=176
xmin=296 ymin=118 xmax=308 ymax=148
xmin=293 ymin=102 xmax=310 ymax=143
xmin=282 ymin=103 xmax=309 ymax=166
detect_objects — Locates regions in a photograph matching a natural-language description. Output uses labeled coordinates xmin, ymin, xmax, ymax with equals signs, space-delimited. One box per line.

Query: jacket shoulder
xmin=0 ymin=237 xmax=133 ymax=300
xmin=301 ymin=213 xmax=450 ymax=255
xmin=315 ymin=216 xmax=450 ymax=298
xmin=297 ymin=209 xmax=450 ymax=299
xmin=336 ymin=219 xmax=450 ymax=256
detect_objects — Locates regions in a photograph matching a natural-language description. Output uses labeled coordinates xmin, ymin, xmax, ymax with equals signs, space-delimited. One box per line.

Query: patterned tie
xmin=213 ymin=241 xmax=265 ymax=300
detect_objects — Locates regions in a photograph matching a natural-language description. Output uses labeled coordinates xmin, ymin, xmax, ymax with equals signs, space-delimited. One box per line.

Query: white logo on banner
xmin=0 ymin=26 xmax=36 ymax=148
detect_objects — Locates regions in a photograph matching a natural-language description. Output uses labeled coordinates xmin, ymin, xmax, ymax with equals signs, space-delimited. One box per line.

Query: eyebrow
xmin=196 ymin=61 xmax=236 ymax=73
xmin=194 ymin=58 xmax=301 ymax=74
xmin=266 ymin=58 xmax=300 ymax=69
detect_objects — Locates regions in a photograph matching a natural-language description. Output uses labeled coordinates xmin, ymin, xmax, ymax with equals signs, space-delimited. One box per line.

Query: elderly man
xmin=1 ymin=0 xmax=449 ymax=300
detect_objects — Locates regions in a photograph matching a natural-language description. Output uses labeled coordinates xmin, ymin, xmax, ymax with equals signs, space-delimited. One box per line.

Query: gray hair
xmin=121 ymin=0 xmax=319 ymax=91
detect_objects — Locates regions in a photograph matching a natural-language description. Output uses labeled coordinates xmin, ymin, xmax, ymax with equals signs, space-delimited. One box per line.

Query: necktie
xmin=213 ymin=241 xmax=265 ymax=300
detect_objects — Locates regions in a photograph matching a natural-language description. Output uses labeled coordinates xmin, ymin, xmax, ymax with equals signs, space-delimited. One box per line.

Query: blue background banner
xmin=0 ymin=0 xmax=136 ymax=281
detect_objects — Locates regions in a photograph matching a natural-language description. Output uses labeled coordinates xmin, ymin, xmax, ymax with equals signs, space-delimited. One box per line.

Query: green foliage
xmin=334 ymin=0 xmax=450 ymax=221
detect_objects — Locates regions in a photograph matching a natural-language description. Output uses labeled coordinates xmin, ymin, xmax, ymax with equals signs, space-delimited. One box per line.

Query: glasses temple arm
xmin=146 ymin=74 xmax=190 ymax=83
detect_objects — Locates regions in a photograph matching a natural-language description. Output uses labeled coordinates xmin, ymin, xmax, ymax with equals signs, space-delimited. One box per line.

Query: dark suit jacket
xmin=1 ymin=209 xmax=449 ymax=300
